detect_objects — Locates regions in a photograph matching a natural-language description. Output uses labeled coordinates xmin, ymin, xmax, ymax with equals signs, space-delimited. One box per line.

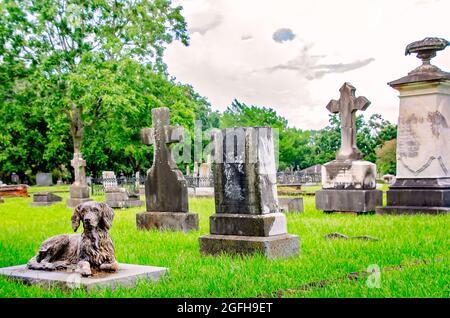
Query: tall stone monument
xmin=377 ymin=37 xmax=450 ymax=215
xmin=315 ymin=83 xmax=382 ymax=213
xmin=199 ymin=127 xmax=300 ymax=258
xmin=136 ymin=107 xmax=199 ymax=232
xmin=67 ymin=152 xmax=92 ymax=208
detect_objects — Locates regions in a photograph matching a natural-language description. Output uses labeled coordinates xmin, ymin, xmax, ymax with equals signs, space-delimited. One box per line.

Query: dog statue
xmin=27 ymin=201 xmax=119 ymax=277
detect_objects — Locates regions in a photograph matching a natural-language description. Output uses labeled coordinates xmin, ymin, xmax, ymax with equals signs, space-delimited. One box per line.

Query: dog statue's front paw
xmin=99 ymin=262 xmax=119 ymax=272
xmin=77 ymin=261 xmax=92 ymax=277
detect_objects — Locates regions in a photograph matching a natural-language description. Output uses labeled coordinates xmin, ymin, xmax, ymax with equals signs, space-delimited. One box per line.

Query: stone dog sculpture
xmin=27 ymin=201 xmax=119 ymax=277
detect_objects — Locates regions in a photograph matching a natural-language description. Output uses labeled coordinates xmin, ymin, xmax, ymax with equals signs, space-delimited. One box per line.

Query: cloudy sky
xmin=164 ymin=0 xmax=450 ymax=130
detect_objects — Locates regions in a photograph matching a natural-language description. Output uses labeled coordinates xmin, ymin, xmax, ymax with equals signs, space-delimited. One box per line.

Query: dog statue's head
xmin=71 ymin=201 xmax=114 ymax=232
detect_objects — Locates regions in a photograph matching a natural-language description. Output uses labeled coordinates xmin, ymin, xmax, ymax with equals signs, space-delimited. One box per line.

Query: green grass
xmin=0 ymin=188 xmax=448 ymax=298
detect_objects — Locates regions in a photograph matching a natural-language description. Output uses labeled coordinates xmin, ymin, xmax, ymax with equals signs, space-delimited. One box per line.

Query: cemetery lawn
xmin=0 ymin=188 xmax=448 ymax=298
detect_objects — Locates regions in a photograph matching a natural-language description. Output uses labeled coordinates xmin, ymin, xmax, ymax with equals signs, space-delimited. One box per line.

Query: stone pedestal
xmin=199 ymin=127 xmax=299 ymax=259
xmin=375 ymin=37 xmax=450 ymax=215
xmin=377 ymin=178 xmax=450 ymax=215
xmin=316 ymin=160 xmax=382 ymax=212
xmin=138 ymin=107 xmax=199 ymax=232
xmin=67 ymin=185 xmax=92 ymax=208
xmin=316 ymin=189 xmax=382 ymax=213
xmin=30 ymin=192 xmax=62 ymax=207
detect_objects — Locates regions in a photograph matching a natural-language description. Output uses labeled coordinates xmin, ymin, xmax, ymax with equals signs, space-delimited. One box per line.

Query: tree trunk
xmin=70 ymin=104 xmax=84 ymax=154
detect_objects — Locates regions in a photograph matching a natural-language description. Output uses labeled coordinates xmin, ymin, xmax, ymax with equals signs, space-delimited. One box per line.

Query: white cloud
xmin=166 ymin=0 xmax=450 ymax=130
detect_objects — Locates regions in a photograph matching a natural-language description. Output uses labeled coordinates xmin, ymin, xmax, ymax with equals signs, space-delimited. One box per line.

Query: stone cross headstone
xmin=376 ymin=37 xmax=450 ymax=215
xmin=316 ymin=83 xmax=382 ymax=213
xmin=326 ymin=82 xmax=370 ymax=160
xmin=67 ymin=152 xmax=92 ymax=208
xmin=199 ymin=127 xmax=299 ymax=259
xmin=136 ymin=107 xmax=198 ymax=232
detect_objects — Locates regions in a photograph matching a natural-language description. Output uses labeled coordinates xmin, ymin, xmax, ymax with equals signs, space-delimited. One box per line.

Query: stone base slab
xmin=316 ymin=189 xmax=382 ymax=213
xmin=210 ymin=213 xmax=287 ymax=236
xmin=136 ymin=212 xmax=199 ymax=232
xmin=0 ymin=263 xmax=167 ymax=292
xmin=69 ymin=185 xmax=90 ymax=199
xmin=67 ymin=197 xmax=93 ymax=208
xmin=376 ymin=206 xmax=450 ymax=215
xmin=199 ymin=234 xmax=299 ymax=259
xmin=385 ymin=189 xmax=450 ymax=207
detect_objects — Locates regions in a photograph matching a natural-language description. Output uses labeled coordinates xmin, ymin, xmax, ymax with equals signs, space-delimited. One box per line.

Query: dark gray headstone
xmin=199 ymin=127 xmax=299 ymax=259
xmin=136 ymin=107 xmax=198 ymax=232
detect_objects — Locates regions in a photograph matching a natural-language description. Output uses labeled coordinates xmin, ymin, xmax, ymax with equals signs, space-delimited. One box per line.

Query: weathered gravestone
xmin=315 ymin=83 xmax=382 ymax=213
xmin=0 ymin=201 xmax=167 ymax=291
xmin=278 ymin=197 xmax=304 ymax=213
xmin=102 ymin=171 xmax=143 ymax=209
xmin=30 ymin=192 xmax=62 ymax=207
xmin=11 ymin=173 xmax=20 ymax=184
xmin=376 ymin=37 xmax=450 ymax=215
xmin=36 ymin=173 xmax=53 ymax=187
xmin=199 ymin=127 xmax=300 ymax=258
xmin=67 ymin=152 xmax=92 ymax=208
xmin=136 ymin=107 xmax=199 ymax=232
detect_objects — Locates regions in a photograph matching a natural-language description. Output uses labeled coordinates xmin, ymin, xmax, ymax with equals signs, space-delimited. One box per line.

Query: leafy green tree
xmin=376 ymin=139 xmax=397 ymax=175
xmin=1 ymin=0 xmax=189 ymax=176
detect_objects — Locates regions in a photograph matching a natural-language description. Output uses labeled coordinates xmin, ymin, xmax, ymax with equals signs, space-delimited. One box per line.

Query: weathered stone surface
xmin=0 ymin=264 xmax=167 ymax=291
xmin=209 ymin=213 xmax=287 ymax=236
xmin=36 ymin=173 xmax=53 ymax=187
xmin=317 ymin=83 xmax=381 ymax=213
xmin=316 ymin=189 xmax=382 ymax=213
xmin=376 ymin=38 xmax=450 ymax=215
xmin=199 ymin=234 xmax=299 ymax=259
xmin=325 ymin=232 xmax=349 ymax=240
xmin=105 ymin=192 xmax=144 ymax=208
xmin=200 ymin=126 xmax=299 ymax=259
xmin=138 ymin=107 xmax=198 ymax=231
xmin=213 ymin=127 xmax=279 ymax=215
xmin=30 ymin=192 xmax=62 ymax=207
xmin=322 ymin=160 xmax=377 ymax=190
xmin=278 ymin=197 xmax=304 ymax=213
xmin=136 ymin=212 xmax=199 ymax=232
xmin=377 ymin=206 xmax=450 ymax=215
xmin=141 ymin=107 xmax=188 ymax=213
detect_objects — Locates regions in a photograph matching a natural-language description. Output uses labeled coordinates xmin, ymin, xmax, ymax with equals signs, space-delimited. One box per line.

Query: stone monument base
xmin=376 ymin=178 xmax=450 ymax=215
xmin=136 ymin=212 xmax=199 ymax=232
xmin=0 ymin=263 xmax=167 ymax=292
xmin=67 ymin=185 xmax=92 ymax=208
xmin=316 ymin=189 xmax=382 ymax=213
xmin=199 ymin=234 xmax=300 ymax=259
xmin=67 ymin=197 xmax=93 ymax=208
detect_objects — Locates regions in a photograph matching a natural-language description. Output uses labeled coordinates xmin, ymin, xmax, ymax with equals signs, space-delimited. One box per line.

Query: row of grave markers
xmin=39 ymin=37 xmax=450 ymax=259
